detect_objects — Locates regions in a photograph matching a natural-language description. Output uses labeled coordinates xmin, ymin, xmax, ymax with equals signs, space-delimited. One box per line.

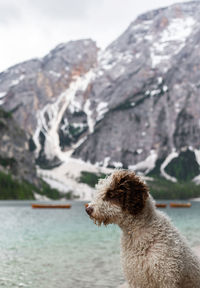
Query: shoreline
xmin=0 ymin=196 xmax=200 ymax=201
xmin=190 ymin=197 xmax=200 ymax=202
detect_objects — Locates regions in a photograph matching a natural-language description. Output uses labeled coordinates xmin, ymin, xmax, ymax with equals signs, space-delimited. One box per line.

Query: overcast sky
xmin=0 ymin=0 xmax=193 ymax=72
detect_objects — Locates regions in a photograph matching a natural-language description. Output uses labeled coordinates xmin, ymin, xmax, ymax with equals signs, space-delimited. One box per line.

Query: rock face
xmin=0 ymin=108 xmax=38 ymax=185
xmin=0 ymin=2 xmax=200 ymax=182
xmin=0 ymin=39 xmax=98 ymax=135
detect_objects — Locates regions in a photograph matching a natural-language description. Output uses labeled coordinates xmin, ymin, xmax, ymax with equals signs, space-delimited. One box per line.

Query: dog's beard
xmin=90 ymin=215 xmax=110 ymax=226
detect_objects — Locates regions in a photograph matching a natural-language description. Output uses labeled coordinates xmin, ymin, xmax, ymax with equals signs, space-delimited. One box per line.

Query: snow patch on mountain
xmin=98 ymin=49 xmax=133 ymax=72
xmin=10 ymin=75 xmax=25 ymax=86
xmin=83 ymin=99 xmax=95 ymax=133
xmin=160 ymin=17 xmax=195 ymax=44
xmin=68 ymin=97 xmax=82 ymax=114
xmin=0 ymin=92 xmax=6 ymax=105
xmin=163 ymin=85 xmax=168 ymax=92
xmin=128 ymin=150 xmax=157 ymax=174
xmin=96 ymin=101 xmax=108 ymax=121
xmin=150 ymin=89 xmax=161 ymax=96
xmin=33 ymin=70 xmax=96 ymax=161
xmin=34 ymin=192 xmax=50 ymax=201
xmin=64 ymin=136 xmax=88 ymax=158
xmin=49 ymin=70 xmax=61 ymax=78
xmin=151 ymin=17 xmax=195 ymax=69
xmin=37 ymin=158 xmax=112 ymax=200
xmin=194 ymin=149 xmax=200 ymax=166
xmin=193 ymin=149 xmax=200 ymax=185
xmin=131 ymin=19 xmax=153 ymax=33
xmin=112 ymin=161 xmax=123 ymax=168
xmin=0 ymin=92 xmax=6 ymax=99
xmin=103 ymin=156 xmax=111 ymax=167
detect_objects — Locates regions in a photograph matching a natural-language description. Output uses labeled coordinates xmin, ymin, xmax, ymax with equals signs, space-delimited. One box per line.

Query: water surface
xmin=0 ymin=200 xmax=199 ymax=288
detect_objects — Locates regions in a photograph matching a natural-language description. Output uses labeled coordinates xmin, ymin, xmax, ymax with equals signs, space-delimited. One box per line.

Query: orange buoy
xmin=32 ymin=204 xmax=71 ymax=209
xmin=170 ymin=203 xmax=191 ymax=208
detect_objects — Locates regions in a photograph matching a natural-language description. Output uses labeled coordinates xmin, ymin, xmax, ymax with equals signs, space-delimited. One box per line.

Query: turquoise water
xmin=0 ymin=201 xmax=199 ymax=288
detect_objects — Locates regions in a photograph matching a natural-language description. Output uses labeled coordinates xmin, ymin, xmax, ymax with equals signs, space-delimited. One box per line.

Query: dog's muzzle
xmin=85 ymin=205 xmax=94 ymax=216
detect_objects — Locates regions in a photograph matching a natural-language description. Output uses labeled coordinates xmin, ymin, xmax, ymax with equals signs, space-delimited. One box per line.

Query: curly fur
xmin=103 ymin=170 xmax=148 ymax=215
xmin=86 ymin=170 xmax=200 ymax=288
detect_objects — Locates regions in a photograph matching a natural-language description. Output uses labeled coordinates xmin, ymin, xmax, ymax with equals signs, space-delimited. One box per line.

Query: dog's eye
xmin=119 ymin=184 xmax=127 ymax=191
xmin=107 ymin=190 xmax=114 ymax=198
xmin=119 ymin=176 xmax=128 ymax=185
xmin=105 ymin=189 xmax=115 ymax=199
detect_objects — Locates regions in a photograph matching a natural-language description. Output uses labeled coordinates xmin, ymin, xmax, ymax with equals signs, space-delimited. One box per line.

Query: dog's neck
xmin=118 ymin=196 xmax=157 ymax=235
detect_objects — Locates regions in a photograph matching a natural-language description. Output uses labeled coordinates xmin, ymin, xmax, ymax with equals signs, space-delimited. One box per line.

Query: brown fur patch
xmin=103 ymin=170 xmax=149 ymax=215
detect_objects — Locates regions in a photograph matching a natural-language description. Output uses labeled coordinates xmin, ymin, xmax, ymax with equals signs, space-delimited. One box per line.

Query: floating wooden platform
xmin=32 ymin=204 xmax=71 ymax=209
xmin=156 ymin=203 xmax=167 ymax=208
xmin=170 ymin=202 xmax=191 ymax=208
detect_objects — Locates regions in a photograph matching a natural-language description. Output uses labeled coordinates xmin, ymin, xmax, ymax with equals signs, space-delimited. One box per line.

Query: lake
xmin=0 ymin=200 xmax=199 ymax=288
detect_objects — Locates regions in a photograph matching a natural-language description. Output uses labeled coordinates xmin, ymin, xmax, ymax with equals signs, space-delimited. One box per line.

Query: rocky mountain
xmin=0 ymin=108 xmax=66 ymax=200
xmin=0 ymin=108 xmax=38 ymax=185
xmin=0 ymin=1 xmax=200 ymax=196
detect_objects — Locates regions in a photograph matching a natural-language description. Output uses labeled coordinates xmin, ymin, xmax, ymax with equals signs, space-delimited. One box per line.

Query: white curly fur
xmin=87 ymin=170 xmax=200 ymax=288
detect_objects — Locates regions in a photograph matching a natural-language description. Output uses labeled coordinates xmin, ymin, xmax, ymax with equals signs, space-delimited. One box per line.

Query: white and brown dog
xmin=85 ymin=170 xmax=200 ymax=288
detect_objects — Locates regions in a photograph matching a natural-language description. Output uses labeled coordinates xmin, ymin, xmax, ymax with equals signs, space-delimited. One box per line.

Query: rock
xmin=0 ymin=107 xmax=38 ymax=185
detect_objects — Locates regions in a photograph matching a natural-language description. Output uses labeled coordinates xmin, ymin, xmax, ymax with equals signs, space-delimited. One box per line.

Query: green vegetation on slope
xmin=1 ymin=166 xmax=199 ymax=200
xmin=146 ymin=151 xmax=200 ymax=199
xmin=0 ymin=171 xmax=64 ymax=200
xmin=79 ymin=171 xmax=107 ymax=188
xmin=0 ymin=172 xmax=34 ymax=200
xmin=79 ymin=171 xmax=200 ymax=199
xmin=147 ymin=177 xmax=200 ymax=200
xmin=0 ymin=108 xmax=12 ymax=119
xmin=165 ymin=150 xmax=200 ymax=182
xmin=148 ymin=150 xmax=200 ymax=182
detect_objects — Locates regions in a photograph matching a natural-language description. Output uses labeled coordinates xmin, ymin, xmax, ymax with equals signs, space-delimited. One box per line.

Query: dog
xmin=85 ymin=170 xmax=200 ymax=288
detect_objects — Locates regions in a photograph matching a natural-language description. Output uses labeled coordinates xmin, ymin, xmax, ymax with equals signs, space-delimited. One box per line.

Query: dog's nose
xmin=85 ymin=206 xmax=93 ymax=216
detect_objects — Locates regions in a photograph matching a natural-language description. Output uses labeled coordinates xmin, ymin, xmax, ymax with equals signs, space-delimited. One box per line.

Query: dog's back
xmin=121 ymin=207 xmax=200 ymax=288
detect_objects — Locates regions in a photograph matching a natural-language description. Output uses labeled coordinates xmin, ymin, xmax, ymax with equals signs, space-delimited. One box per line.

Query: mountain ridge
xmin=0 ymin=1 xmax=200 ymax=199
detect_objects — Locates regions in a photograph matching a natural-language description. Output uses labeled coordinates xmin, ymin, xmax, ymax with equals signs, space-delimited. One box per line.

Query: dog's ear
xmin=103 ymin=172 xmax=128 ymax=202
xmin=104 ymin=170 xmax=149 ymax=215
xmin=122 ymin=172 xmax=149 ymax=215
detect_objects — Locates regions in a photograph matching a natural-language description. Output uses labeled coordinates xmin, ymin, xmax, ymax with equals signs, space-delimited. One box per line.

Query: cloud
xmin=0 ymin=1 xmax=22 ymax=24
xmin=0 ymin=0 xmax=94 ymax=25
xmin=0 ymin=0 xmax=194 ymax=72
xmin=30 ymin=0 xmax=94 ymax=20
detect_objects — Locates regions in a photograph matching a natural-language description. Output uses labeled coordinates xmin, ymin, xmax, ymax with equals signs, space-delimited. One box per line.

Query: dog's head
xmin=85 ymin=170 xmax=149 ymax=226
